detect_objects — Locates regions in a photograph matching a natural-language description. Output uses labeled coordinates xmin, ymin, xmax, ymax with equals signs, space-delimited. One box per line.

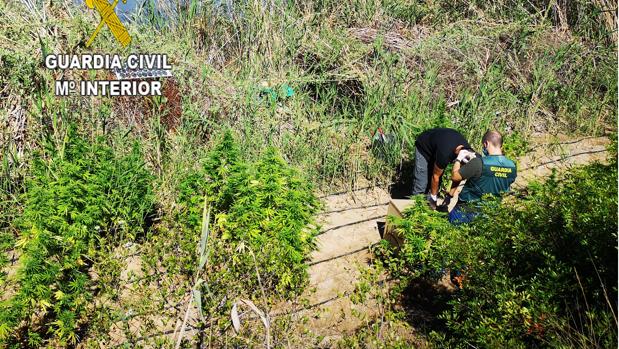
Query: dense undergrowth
xmin=175 ymin=131 xmax=320 ymax=296
xmin=0 ymin=127 xmax=154 ymax=347
xmin=2 ymin=0 xmax=617 ymax=188
xmin=376 ymin=153 xmax=618 ymax=348
xmin=0 ymin=0 xmax=617 ymax=347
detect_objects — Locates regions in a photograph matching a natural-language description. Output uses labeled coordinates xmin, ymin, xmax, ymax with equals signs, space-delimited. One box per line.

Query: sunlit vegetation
xmin=0 ymin=0 xmax=616 ymax=347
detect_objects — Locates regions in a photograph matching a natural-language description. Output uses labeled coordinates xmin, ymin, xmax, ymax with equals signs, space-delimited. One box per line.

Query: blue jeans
xmin=448 ymin=202 xmax=478 ymax=225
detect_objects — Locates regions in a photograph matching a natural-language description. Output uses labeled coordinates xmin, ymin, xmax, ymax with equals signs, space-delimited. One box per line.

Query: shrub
xmin=176 ymin=130 xmax=320 ymax=299
xmin=0 ymin=128 xmax=154 ymax=347
xmin=381 ymin=160 xmax=617 ymax=348
xmin=376 ymin=196 xmax=457 ymax=280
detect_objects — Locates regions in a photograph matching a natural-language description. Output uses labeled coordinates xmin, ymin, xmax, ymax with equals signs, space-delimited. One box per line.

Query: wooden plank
xmin=383 ymin=199 xmax=413 ymax=248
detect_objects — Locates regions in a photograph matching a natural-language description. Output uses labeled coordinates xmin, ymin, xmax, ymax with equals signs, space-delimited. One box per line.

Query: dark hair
xmin=482 ymin=130 xmax=503 ymax=147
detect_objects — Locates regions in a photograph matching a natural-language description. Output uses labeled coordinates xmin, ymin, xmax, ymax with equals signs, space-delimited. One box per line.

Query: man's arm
xmin=448 ymin=161 xmax=463 ymax=196
xmin=430 ymin=163 xmax=444 ymax=196
xmin=450 ymin=157 xmax=483 ymax=196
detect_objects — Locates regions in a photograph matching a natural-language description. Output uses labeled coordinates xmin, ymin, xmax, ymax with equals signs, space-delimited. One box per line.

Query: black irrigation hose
xmin=531 ymin=136 xmax=603 ymax=148
xmin=517 ymin=148 xmax=608 ymax=172
xmin=120 ymin=145 xmax=603 ymax=285
xmin=318 ymin=201 xmax=389 ymax=215
xmin=111 ymin=219 xmax=386 ymax=344
xmin=318 ymin=184 xmax=386 ymax=199
xmin=114 ymin=148 xmax=609 ymax=302
xmin=308 ymin=242 xmax=380 ymax=266
xmin=112 ymin=323 xmax=200 ymax=348
xmin=269 ymin=276 xmax=396 ymax=318
xmin=317 ymin=215 xmax=385 ymax=236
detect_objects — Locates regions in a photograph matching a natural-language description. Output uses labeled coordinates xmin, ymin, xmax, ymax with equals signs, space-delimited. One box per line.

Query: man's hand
xmin=437 ymin=193 xmax=452 ymax=212
xmin=427 ymin=193 xmax=438 ymax=210
xmin=456 ymin=149 xmax=476 ymax=164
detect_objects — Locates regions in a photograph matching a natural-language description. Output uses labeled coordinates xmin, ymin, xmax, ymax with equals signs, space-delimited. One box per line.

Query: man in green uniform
xmin=440 ymin=130 xmax=517 ymax=224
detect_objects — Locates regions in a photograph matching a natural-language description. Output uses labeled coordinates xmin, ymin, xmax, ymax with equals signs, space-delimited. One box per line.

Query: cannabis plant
xmin=0 ymin=128 xmax=154 ymax=347
xmin=175 ymin=131 xmax=320 ymax=305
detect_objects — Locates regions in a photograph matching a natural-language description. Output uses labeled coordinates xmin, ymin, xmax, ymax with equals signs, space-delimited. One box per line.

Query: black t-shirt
xmin=415 ymin=128 xmax=471 ymax=169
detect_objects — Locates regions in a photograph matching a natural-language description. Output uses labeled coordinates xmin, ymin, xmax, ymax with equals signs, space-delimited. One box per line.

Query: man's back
xmin=415 ymin=128 xmax=470 ymax=169
xmin=459 ymin=155 xmax=517 ymax=202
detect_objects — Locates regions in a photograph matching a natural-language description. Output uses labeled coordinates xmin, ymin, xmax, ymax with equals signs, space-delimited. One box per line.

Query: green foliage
xmin=7 ymin=0 xmax=615 ymax=191
xmin=337 ymin=323 xmax=414 ymax=349
xmin=308 ymin=0 xmax=616 ymax=48
xmin=502 ymin=132 xmax=528 ymax=159
xmin=377 ymin=196 xmax=456 ymax=280
xmin=0 ymin=128 xmax=154 ymax=347
xmin=177 ymin=131 xmax=320 ymax=298
xmin=177 ymin=130 xmax=241 ymax=228
xmin=1 ymin=0 xmax=617 ymax=346
xmin=382 ymin=160 xmax=618 ymax=348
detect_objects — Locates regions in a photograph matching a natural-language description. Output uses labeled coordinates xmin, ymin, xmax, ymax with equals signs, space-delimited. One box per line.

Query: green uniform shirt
xmin=458 ymin=155 xmax=517 ymax=202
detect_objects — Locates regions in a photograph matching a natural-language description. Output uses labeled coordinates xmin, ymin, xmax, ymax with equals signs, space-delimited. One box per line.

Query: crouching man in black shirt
xmin=412 ymin=128 xmax=475 ymax=209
